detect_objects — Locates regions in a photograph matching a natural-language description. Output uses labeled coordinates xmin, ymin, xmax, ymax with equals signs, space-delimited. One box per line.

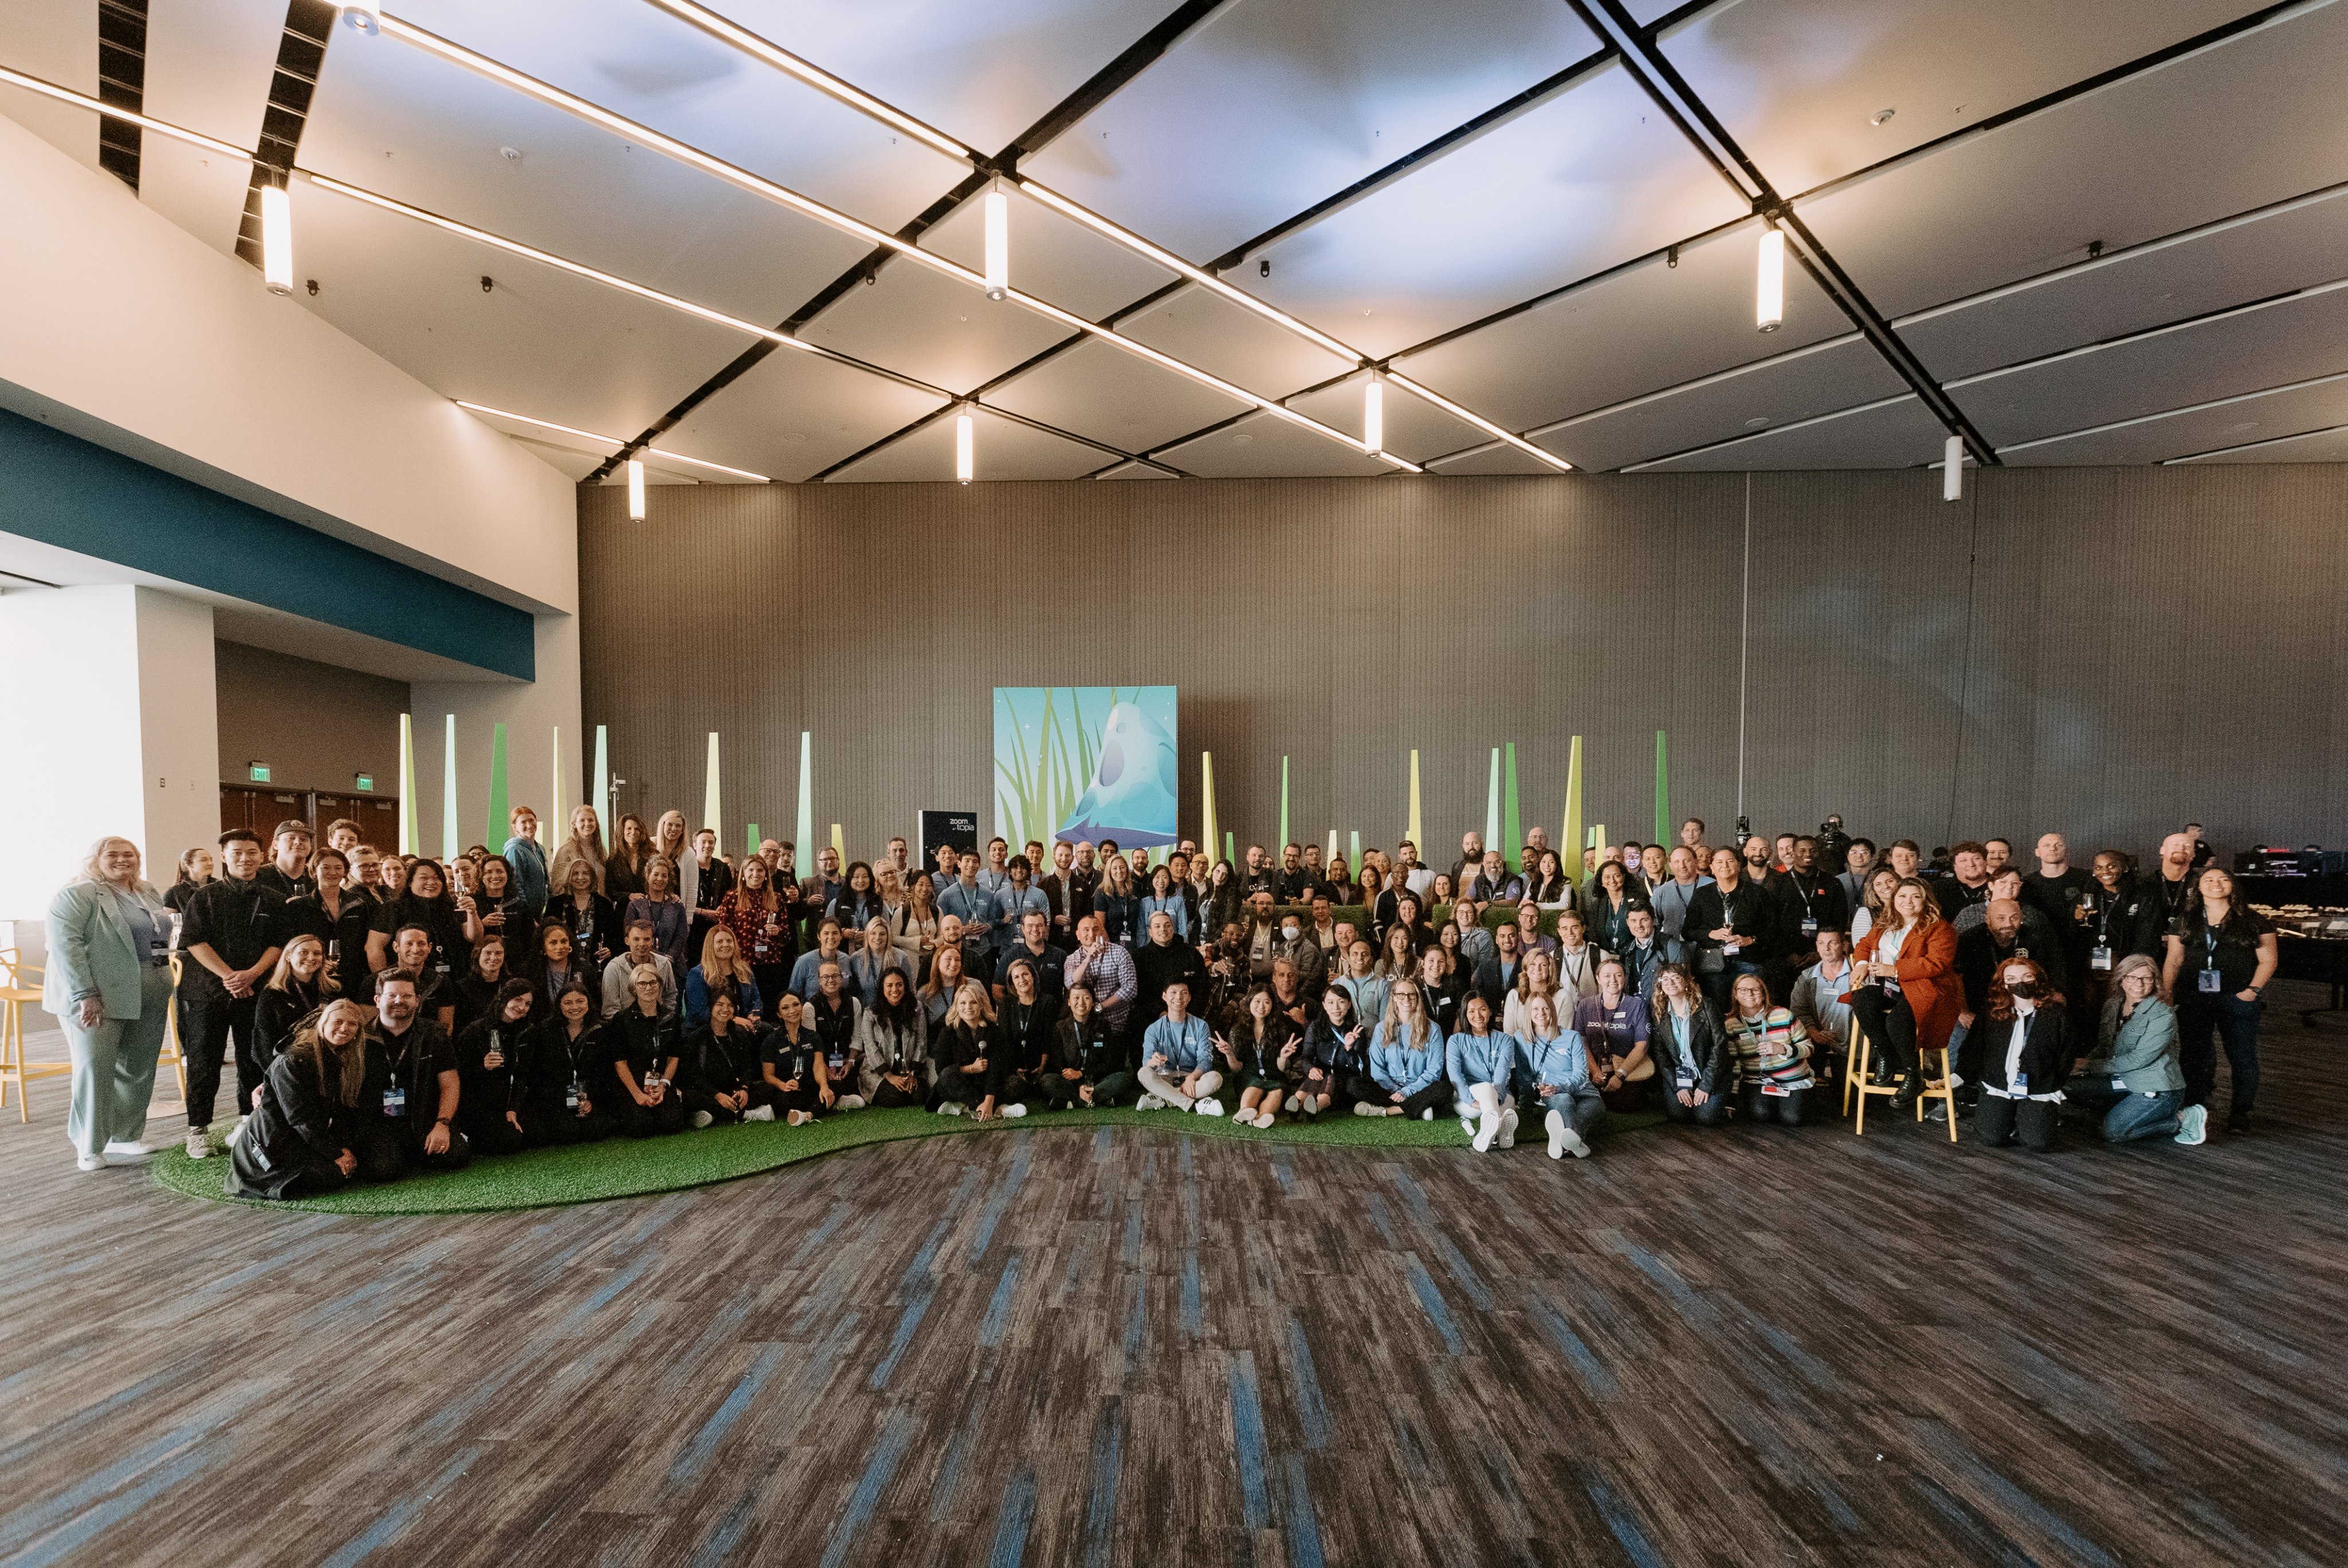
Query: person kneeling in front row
xmin=349 ymin=969 xmax=471 ymax=1181
xmin=1973 ymin=958 xmax=2069 ymax=1153
xmin=606 ymin=963 xmax=688 ymax=1137
xmin=454 ymin=979 xmax=539 ymax=1157
xmin=1137 ymin=979 xmax=1224 ymax=1115
xmin=1056 ymin=983 xmax=1139 ymax=1108
xmin=2065 ymin=953 xmax=2205 ymax=1146
xmin=683 ymin=991 xmax=772 ymax=1127
xmin=526 ymin=982 xmax=615 ymax=1144
xmin=1647 ymin=964 xmax=1731 ymax=1127
xmin=1515 ymin=993 xmax=1602 ymax=1158
xmin=229 ymin=999 xmax=371 ymax=1200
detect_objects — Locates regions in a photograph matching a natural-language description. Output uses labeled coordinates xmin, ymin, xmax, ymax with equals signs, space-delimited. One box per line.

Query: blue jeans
xmin=1699 ymin=957 xmax=1760 ymax=1015
xmin=2066 ymin=1077 xmax=2183 ymax=1142
xmin=2177 ymin=995 xmax=2260 ymax=1117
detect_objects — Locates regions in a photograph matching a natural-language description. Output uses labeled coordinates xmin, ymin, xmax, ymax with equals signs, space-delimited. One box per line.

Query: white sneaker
xmin=787 ymin=1109 xmax=809 ymax=1126
xmin=1352 ymin=1101 xmax=1383 ymax=1117
xmin=184 ymin=1127 xmax=210 ymax=1159
xmin=1134 ymin=1093 xmax=1164 ymax=1111
xmin=1461 ymin=1114 xmax=1479 ymax=1138
xmin=1004 ymin=1103 xmax=1028 ymax=1118
xmin=938 ymin=1102 xmax=967 ymax=1117
xmin=1195 ymin=1097 xmax=1226 ymax=1118
xmin=2175 ymin=1104 xmax=2208 ymax=1146
xmin=1546 ymin=1108 xmax=1567 ymax=1160
xmin=103 ymin=1140 xmax=156 ymax=1161
xmin=1472 ymin=1110 xmax=1498 ymax=1152
xmin=1559 ymin=1127 xmax=1591 ymax=1159
xmin=228 ymin=1115 xmax=249 ymax=1148
xmin=1420 ymin=1107 xmax=1435 ymax=1121
xmin=1497 ymin=1109 xmax=1519 ymax=1149
xmin=76 ymin=1152 xmax=108 ymax=1172
xmin=745 ymin=1106 xmax=776 ymax=1122
xmin=692 ymin=1110 xmax=714 ymax=1129
xmin=836 ymin=1095 xmax=866 ymax=1111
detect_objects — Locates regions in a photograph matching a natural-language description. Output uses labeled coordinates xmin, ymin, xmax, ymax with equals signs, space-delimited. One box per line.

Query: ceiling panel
xmin=1095 ymin=459 xmax=1179 ymax=479
xmin=463 ymin=405 xmax=620 ymax=471
xmin=988 ymin=336 xmax=1253 ymax=452
xmin=920 ymin=184 xmax=1177 ymax=322
xmin=1240 ymin=62 xmax=1751 ymax=358
xmin=1157 ymin=409 xmax=1396 ymax=477
xmin=1799 ymin=1 xmax=2348 ymax=317
xmin=710 ymin=0 xmax=1192 ymax=157
xmin=385 ymin=0 xmax=961 ymax=231
xmin=1661 ymin=0 xmax=2263 ymax=196
xmin=1999 ymin=371 xmax=2348 ymax=465
xmin=1631 ymin=393 xmax=1951 ymax=471
xmin=1285 ymin=374 xmax=1489 ymax=464
xmin=1900 ymin=186 xmax=2348 ymax=382
xmin=2175 ymin=424 xmax=2348 ymax=464
xmin=828 ymin=405 xmax=1113 ymax=482
xmin=659 ymin=346 xmax=948 ymax=483
xmin=1533 ymin=335 xmax=1909 ymax=471
xmin=0 ymin=0 xmax=95 ymax=166
xmin=1119 ymin=283 xmax=1355 ymax=398
xmin=1427 ymin=441 xmax=1560 ymax=475
xmin=305 ymin=18 xmax=876 ymax=327
xmin=135 ymin=0 xmax=280 ymax=256
xmin=287 ymin=176 xmax=753 ymax=438
xmin=1390 ymin=218 xmax=1850 ymax=432
xmin=1019 ymin=0 xmax=1602 ymax=262
xmin=1960 ymin=283 xmax=2348 ymax=448
xmin=803 ymin=253 xmax=1075 ymax=395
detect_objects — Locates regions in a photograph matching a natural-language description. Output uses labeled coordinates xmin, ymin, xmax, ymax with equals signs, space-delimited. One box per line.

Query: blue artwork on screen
xmin=993 ymin=687 xmax=1179 ymax=851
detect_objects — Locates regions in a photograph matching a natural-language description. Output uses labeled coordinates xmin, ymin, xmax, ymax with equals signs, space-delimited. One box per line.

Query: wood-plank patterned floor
xmin=5 ymin=987 xmax=2347 ymax=1566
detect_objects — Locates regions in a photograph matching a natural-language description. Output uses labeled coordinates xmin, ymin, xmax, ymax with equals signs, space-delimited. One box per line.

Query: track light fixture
xmin=982 ymin=186 xmax=1008 ymax=302
xmin=1755 ymin=226 xmax=1784 ymax=332
xmin=955 ymin=411 xmax=975 ymax=484
xmin=626 ymin=458 xmax=645 ymax=519
xmin=1942 ymin=435 xmax=1963 ymax=501
xmin=1363 ymin=379 xmax=1383 ymax=456
xmin=259 ymin=182 xmax=294 ymax=295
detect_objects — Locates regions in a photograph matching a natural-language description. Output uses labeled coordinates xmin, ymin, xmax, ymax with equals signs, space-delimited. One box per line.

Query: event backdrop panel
xmin=993 ymin=687 xmax=1179 ymax=852
xmin=575 ymin=465 xmax=2348 ymax=864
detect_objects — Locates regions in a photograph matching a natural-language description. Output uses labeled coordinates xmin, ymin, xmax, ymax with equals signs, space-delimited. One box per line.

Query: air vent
xmin=96 ymin=0 xmax=149 ymax=193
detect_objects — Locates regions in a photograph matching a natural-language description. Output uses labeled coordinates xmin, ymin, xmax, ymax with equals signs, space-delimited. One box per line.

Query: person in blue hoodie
xmin=1137 ymin=978 xmax=1224 ymax=1115
xmin=1359 ymin=978 xmax=1450 ymax=1120
xmin=1446 ymin=991 xmax=1519 ymax=1151
xmin=1515 ymin=993 xmax=1603 ymax=1158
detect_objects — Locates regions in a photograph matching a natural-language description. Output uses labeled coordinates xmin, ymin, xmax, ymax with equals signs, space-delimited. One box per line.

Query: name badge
xmin=1723 ymin=940 xmax=1741 ymax=956
xmin=382 ymin=1084 xmax=407 ymax=1118
xmin=2013 ymin=1073 xmax=2029 ymax=1096
xmin=1676 ymin=1070 xmax=1695 ymax=1089
xmin=149 ymin=935 xmax=171 ymax=963
xmin=2089 ymin=946 xmax=2111 ymax=971
xmin=2198 ymin=969 xmax=2223 ymax=993
xmin=2112 ymin=1075 xmax=2128 ymax=1092
xmin=1801 ymin=918 xmax=1818 ymax=936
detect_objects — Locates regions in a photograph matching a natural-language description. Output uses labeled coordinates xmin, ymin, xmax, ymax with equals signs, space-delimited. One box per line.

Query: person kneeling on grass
xmin=228 ymin=999 xmax=368 ymax=1200
xmin=1358 ymin=979 xmax=1452 ymax=1120
xmin=455 ymin=979 xmax=538 ymax=1157
xmin=980 ymin=957 xmax=1056 ymax=1120
xmin=1297 ymin=986 xmax=1370 ymax=1118
xmin=856 ymin=968 xmax=932 ymax=1109
xmin=684 ymin=992 xmax=772 ymax=1127
xmin=2065 ymin=953 xmax=2204 ymax=1146
xmin=1447 ymin=992 xmax=1520 ymax=1151
xmin=1220 ymin=984 xmax=1301 ymax=1129
xmin=351 ymin=970 xmax=471 ymax=1181
xmin=606 ymin=963 xmax=687 ymax=1138
xmin=761 ymin=993 xmax=834 ymax=1126
xmin=1056 ymin=984 xmax=1138 ymax=1108
xmin=933 ymin=982 xmax=1000 ymax=1117
xmin=806 ymin=961 xmax=867 ymax=1112
xmin=1515 ymin=993 xmax=1600 ymax=1159
xmin=523 ymin=982 xmax=615 ymax=1144
xmin=1137 ymin=979 xmax=1223 ymax=1114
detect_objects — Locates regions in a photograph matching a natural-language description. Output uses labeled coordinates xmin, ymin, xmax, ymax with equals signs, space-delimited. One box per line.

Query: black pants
xmin=456 ymin=1111 xmax=531 ymax=1158
xmin=684 ymin=1089 xmax=752 ymax=1125
xmin=349 ymin=1119 xmax=473 ymax=1182
xmin=768 ymin=1079 xmax=826 ymax=1116
xmin=1974 ymin=1093 xmax=2059 ymax=1151
xmin=870 ymin=1076 xmax=926 ymax=1109
xmin=1848 ymin=986 xmax=1919 ymax=1077
xmin=2176 ymin=995 xmax=2261 ymax=1118
xmin=1743 ymin=1085 xmax=1808 ymax=1125
xmin=1662 ymin=1088 xmax=1730 ymax=1126
xmin=611 ymin=1096 xmax=689 ymax=1138
xmin=178 ymin=986 xmax=262 ymax=1129
xmin=1344 ymin=1073 xmax=1449 ymax=1118
xmin=987 ymin=1067 xmax=1044 ymax=1110
xmin=527 ymin=1103 xmax=615 ymax=1146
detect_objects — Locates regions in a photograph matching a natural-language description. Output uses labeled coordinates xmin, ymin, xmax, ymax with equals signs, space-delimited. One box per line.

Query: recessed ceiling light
xmin=1870 ymin=108 xmax=1895 ymax=126
xmin=1234 ymin=433 xmax=1255 ymax=445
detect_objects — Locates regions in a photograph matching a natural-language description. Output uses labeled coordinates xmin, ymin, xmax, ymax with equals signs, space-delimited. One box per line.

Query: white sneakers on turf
xmin=1460 ymin=1115 xmax=1478 ymax=1138
xmin=1352 ymin=1101 xmax=1383 ymax=1117
xmin=1472 ymin=1109 xmax=1499 ymax=1152
xmin=1546 ymin=1109 xmax=1568 ymax=1160
xmin=1134 ymin=1093 xmax=1165 ymax=1111
xmin=1195 ymin=1097 xmax=1226 ymax=1118
xmin=2175 ymin=1104 xmax=2208 ymax=1145
xmin=1004 ymin=1103 xmax=1028 ymax=1118
xmin=1496 ymin=1108 xmax=1519 ymax=1150
xmin=936 ymin=1102 xmax=967 ymax=1117
xmin=183 ymin=1127 xmax=210 ymax=1159
xmin=745 ymin=1106 xmax=776 ymax=1122
xmin=76 ymin=1152 xmax=108 ymax=1172
xmin=1420 ymin=1107 xmax=1435 ymax=1121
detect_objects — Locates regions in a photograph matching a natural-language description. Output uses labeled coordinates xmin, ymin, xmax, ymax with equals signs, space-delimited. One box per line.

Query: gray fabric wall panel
xmin=577 ymin=465 xmax=2348 ymax=867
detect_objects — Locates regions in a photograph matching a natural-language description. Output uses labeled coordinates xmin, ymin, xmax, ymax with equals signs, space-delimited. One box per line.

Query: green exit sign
xmin=354 ymin=774 xmax=374 ymax=792
xmin=248 ymin=763 xmax=271 ymax=783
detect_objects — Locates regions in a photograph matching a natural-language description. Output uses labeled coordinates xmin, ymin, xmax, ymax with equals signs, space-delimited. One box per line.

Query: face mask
xmin=1282 ymin=924 xmax=1300 ymax=940
xmin=2006 ymin=980 xmax=2036 ymax=998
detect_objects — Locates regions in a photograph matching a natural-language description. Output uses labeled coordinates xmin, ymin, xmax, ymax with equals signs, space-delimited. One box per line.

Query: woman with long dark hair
xmin=2160 ymin=867 xmax=2277 ymax=1135
xmin=856 ymin=967 xmax=930 ymax=1108
xmin=1297 ymin=984 xmax=1369 ymax=1118
xmin=605 ymin=812 xmax=652 ymax=900
xmin=455 ymin=979 xmax=538 ymax=1155
xmin=524 ymin=981 xmax=613 ymax=1143
xmin=365 ymin=857 xmax=478 ymax=980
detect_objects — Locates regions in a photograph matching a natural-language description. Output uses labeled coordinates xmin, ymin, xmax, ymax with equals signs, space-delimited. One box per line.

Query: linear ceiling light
xmin=955 ymin=411 xmax=975 ymax=484
xmin=982 ymin=186 xmax=1009 ymax=301
xmin=259 ymin=182 xmax=295 ymax=295
xmin=1362 ymin=379 xmax=1383 ymax=455
xmin=0 ymin=62 xmax=253 ymax=160
xmin=362 ymin=15 xmax=1416 ymax=471
xmin=1383 ymin=373 xmax=1573 ymax=473
xmin=452 ymin=400 xmax=772 ymax=481
xmin=1756 ymin=226 xmax=1785 ymax=332
xmin=625 ymin=458 xmax=646 ymax=519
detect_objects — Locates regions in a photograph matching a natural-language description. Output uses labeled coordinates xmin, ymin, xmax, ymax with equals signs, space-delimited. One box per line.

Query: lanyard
xmin=2204 ymin=926 xmax=2221 ymax=966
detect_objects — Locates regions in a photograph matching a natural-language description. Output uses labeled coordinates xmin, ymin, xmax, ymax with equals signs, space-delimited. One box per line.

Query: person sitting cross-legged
xmin=1136 ymin=978 xmax=1223 ymax=1114
xmin=1514 ymin=992 xmax=1602 ymax=1159
xmin=1446 ymin=991 xmax=1519 ymax=1151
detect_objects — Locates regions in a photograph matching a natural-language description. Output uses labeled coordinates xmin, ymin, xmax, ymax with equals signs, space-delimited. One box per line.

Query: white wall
xmin=410 ymin=613 xmax=584 ymax=856
xmin=0 ymin=585 xmax=218 ymax=923
xmin=0 ymin=110 xmax=577 ymax=614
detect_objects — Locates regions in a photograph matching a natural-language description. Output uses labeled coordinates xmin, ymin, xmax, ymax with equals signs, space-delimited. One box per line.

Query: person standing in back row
xmin=2161 ymin=867 xmax=2276 ymax=1135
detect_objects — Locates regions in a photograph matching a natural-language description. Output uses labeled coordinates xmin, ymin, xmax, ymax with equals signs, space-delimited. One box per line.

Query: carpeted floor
xmin=151 ymin=1101 xmax=1668 ymax=1214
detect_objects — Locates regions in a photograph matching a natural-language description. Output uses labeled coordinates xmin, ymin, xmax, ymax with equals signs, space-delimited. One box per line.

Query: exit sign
xmin=354 ymin=774 xmax=374 ymax=791
xmin=248 ymin=763 xmax=271 ymax=783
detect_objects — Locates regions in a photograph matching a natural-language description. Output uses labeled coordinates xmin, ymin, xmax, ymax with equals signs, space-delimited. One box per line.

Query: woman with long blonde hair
xmin=228 ymin=998 xmax=369 ymax=1199
xmin=549 ymin=803 xmax=607 ymax=897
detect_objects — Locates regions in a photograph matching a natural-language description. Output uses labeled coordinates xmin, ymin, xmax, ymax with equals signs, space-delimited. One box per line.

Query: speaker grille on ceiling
xmin=95 ymin=0 xmax=148 ymax=193
xmin=234 ymin=0 xmax=337 ymax=271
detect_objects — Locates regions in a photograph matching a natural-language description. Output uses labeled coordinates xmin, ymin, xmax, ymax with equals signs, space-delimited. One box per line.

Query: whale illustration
xmin=1056 ymin=700 xmax=1179 ymax=847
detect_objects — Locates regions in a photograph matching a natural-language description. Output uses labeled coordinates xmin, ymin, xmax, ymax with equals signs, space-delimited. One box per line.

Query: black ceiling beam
xmin=586 ymin=0 xmax=1228 ymax=484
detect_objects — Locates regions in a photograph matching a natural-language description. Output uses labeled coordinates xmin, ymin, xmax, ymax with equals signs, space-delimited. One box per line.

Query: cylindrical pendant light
xmin=955 ymin=411 xmax=974 ymax=484
xmin=1755 ymin=227 xmax=1784 ymax=332
xmin=626 ymin=458 xmax=645 ymax=519
xmin=260 ymin=183 xmax=294 ymax=296
xmin=1363 ymin=379 xmax=1383 ymax=454
xmin=1942 ymin=434 xmax=1963 ymax=501
xmin=982 ymin=189 xmax=1008 ymax=302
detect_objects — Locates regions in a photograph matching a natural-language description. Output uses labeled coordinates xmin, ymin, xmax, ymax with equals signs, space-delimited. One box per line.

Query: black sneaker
xmin=2226 ymin=1112 xmax=2252 ymax=1135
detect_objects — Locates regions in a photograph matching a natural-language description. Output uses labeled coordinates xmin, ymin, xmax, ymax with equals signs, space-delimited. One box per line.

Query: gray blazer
xmin=45 ymin=878 xmax=170 ymax=1020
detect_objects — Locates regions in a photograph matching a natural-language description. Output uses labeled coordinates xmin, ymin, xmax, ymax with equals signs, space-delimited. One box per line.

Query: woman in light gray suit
xmin=45 ymin=836 xmax=176 ymax=1170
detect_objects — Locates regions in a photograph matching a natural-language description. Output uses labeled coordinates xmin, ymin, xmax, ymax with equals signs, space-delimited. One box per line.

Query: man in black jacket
xmin=177 ymin=829 xmax=287 ymax=1158
xmin=1134 ymin=911 xmax=1206 ymax=1031
xmin=351 ymin=970 xmax=468 ymax=1181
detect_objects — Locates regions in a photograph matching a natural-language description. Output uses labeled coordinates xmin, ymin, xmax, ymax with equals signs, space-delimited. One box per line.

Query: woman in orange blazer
xmin=1847 ymin=879 xmax=1959 ymax=1110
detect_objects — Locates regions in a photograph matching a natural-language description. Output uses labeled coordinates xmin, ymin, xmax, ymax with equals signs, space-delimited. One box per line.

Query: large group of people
xmin=41 ymin=802 xmax=2272 ymax=1191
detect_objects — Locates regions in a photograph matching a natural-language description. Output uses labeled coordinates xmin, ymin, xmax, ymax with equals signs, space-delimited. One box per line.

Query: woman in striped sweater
xmin=1721 ymin=971 xmax=1815 ymax=1125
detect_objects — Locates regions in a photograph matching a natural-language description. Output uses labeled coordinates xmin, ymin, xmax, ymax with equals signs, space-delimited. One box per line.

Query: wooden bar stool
xmin=1 ymin=948 xmax=69 ymax=1122
xmin=1844 ymin=1017 xmax=1958 ymax=1140
xmin=156 ymin=954 xmax=188 ymax=1109
xmin=1913 ymin=1043 xmax=1960 ymax=1142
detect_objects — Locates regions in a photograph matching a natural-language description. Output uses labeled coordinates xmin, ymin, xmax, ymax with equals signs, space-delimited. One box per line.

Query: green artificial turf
xmin=149 ymin=1103 xmax=1666 ymax=1217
